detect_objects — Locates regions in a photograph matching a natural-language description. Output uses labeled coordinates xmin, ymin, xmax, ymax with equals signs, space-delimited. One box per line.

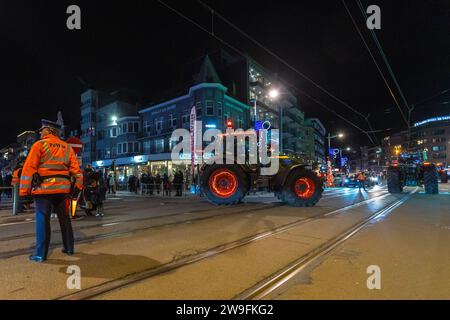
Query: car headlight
xmin=345 ymin=179 xmax=349 ymax=183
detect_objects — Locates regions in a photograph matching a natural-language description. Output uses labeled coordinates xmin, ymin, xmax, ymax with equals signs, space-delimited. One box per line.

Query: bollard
xmin=12 ymin=184 xmax=19 ymax=216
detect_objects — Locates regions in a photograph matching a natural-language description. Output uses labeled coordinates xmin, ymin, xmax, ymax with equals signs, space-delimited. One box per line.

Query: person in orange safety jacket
xmin=11 ymin=157 xmax=26 ymax=213
xmin=20 ymin=119 xmax=83 ymax=263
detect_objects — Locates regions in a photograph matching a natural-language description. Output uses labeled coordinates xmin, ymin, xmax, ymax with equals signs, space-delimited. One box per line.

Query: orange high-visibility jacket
xmin=357 ymin=173 xmax=366 ymax=181
xmin=19 ymin=134 xmax=83 ymax=196
xmin=11 ymin=168 xmax=22 ymax=185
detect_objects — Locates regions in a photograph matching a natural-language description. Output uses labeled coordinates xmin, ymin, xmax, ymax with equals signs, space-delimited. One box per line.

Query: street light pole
xmin=279 ymin=104 xmax=283 ymax=154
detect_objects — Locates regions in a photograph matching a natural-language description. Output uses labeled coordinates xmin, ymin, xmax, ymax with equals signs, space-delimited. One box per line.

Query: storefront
xmin=92 ymin=154 xmax=195 ymax=187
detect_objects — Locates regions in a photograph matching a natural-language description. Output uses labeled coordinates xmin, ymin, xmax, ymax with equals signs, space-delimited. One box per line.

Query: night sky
xmin=1 ymin=0 xmax=449 ymax=149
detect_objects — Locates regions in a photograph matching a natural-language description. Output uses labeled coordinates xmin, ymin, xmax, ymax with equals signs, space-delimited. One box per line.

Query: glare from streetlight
xmin=269 ymin=89 xmax=280 ymax=99
xmin=346 ymin=147 xmax=351 ymax=151
xmin=338 ymin=133 xmax=344 ymax=138
xmin=112 ymin=116 xmax=118 ymax=122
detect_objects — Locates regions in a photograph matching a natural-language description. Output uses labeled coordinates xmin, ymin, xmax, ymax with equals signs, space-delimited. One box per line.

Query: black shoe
xmin=62 ymin=249 xmax=74 ymax=256
xmin=29 ymin=255 xmax=45 ymax=263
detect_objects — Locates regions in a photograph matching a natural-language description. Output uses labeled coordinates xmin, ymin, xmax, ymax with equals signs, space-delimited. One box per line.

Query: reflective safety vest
xmin=11 ymin=167 xmax=22 ymax=186
xmin=19 ymin=134 xmax=83 ymax=196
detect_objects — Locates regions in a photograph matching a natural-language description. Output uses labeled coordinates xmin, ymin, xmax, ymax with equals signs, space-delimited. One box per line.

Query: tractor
xmin=199 ymin=154 xmax=323 ymax=207
xmin=386 ymin=152 xmax=439 ymax=194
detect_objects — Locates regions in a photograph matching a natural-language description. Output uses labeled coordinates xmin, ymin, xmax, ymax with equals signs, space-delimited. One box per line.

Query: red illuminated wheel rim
xmin=294 ymin=177 xmax=316 ymax=199
xmin=209 ymin=169 xmax=238 ymax=198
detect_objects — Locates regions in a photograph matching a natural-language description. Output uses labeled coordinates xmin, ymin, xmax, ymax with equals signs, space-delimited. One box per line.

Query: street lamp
xmin=268 ymin=89 xmax=284 ymax=153
xmin=327 ymin=132 xmax=344 ymax=156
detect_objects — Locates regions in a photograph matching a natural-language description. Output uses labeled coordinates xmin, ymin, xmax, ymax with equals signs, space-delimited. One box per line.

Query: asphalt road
xmin=0 ymin=184 xmax=448 ymax=299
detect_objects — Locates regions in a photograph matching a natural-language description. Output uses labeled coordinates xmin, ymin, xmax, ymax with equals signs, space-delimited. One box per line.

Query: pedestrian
xmin=106 ymin=174 xmax=111 ymax=193
xmin=174 ymin=170 xmax=183 ymax=196
xmin=155 ymin=173 xmax=162 ymax=194
xmin=5 ymin=173 xmax=12 ymax=198
xmin=148 ymin=173 xmax=154 ymax=195
xmin=108 ymin=173 xmax=116 ymax=194
xmin=163 ymin=172 xmax=171 ymax=196
xmin=19 ymin=119 xmax=83 ymax=263
xmin=11 ymin=157 xmax=26 ymax=213
xmin=357 ymin=171 xmax=367 ymax=191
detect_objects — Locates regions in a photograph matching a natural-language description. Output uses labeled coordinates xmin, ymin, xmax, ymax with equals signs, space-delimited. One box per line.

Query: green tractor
xmin=387 ymin=152 xmax=439 ymax=194
xmin=200 ymin=155 xmax=324 ymax=207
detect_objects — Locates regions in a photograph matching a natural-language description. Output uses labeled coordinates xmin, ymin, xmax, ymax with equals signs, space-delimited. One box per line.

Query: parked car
xmin=343 ymin=174 xmax=358 ymax=188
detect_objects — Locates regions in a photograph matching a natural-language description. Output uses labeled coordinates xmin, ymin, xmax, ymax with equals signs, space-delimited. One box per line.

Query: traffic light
xmin=226 ymin=119 xmax=233 ymax=129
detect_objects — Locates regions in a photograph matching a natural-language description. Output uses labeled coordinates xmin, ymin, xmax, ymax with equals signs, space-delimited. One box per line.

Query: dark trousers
xmin=358 ymin=180 xmax=366 ymax=191
xmin=34 ymin=194 xmax=74 ymax=259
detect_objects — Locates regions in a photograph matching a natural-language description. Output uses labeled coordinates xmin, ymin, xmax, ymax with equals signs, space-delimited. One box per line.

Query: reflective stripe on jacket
xmin=19 ymin=134 xmax=83 ymax=196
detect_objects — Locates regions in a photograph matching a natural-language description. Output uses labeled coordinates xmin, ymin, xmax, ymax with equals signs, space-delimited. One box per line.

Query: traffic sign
xmin=66 ymin=136 xmax=83 ymax=155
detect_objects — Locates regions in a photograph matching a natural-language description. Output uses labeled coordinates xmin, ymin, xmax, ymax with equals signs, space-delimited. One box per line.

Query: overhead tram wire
xmin=341 ymin=0 xmax=410 ymax=129
xmin=157 ymin=0 xmax=375 ymax=144
xmin=356 ymin=0 xmax=412 ymax=118
xmin=196 ymin=0 xmax=379 ymax=135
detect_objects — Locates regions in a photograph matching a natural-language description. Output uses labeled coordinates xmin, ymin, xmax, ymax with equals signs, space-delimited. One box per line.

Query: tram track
xmin=0 ymin=202 xmax=284 ymax=259
xmin=55 ymin=189 xmax=392 ymax=300
xmin=234 ymin=187 xmax=417 ymax=300
xmin=0 ymin=187 xmax=377 ymax=243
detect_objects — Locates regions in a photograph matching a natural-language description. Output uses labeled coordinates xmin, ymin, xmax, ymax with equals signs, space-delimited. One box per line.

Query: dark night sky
xmin=1 ymin=0 xmax=449 ymax=149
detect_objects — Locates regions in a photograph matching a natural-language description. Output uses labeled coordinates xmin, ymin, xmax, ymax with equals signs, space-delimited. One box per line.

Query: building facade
xmin=382 ymin=115 xmax=450 ymax=167
xmin=81 ymin=52 xmax=325 ymax=183
xmin=304 ymin=118 xmax=326 ymax=164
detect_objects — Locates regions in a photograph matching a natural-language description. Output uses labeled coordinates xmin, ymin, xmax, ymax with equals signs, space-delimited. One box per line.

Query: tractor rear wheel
xmin=387 ymin=166 xmax=402 ymax=193
xmin=423 ymin=164 xmax=439 ymax=194
xmin=281 ymin=168 xmax=323 ymax=207
xmin=200 ymin=164 xmax=248 ymax=205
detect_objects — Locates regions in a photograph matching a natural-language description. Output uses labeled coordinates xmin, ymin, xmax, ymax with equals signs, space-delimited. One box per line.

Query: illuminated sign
xmin=205 ymin=124 xmax=216 ymax=129
xmin=133 ymin=156 xmax=144 ymax=163
xmin=414 ymin=115 xmax=450 ymax=127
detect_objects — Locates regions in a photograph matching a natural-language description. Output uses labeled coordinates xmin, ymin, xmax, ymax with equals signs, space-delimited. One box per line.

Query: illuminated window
xmin=155 ymin=139 xmax=164 ymax=153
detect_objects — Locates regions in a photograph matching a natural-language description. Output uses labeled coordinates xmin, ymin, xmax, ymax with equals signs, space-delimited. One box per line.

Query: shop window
xmin=206 ymin=101 xmax=214 ymax=116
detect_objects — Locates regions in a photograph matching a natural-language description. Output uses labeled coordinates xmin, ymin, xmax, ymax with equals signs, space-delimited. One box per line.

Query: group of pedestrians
xmin=138 ymin=170 xmax=185 ymax=196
